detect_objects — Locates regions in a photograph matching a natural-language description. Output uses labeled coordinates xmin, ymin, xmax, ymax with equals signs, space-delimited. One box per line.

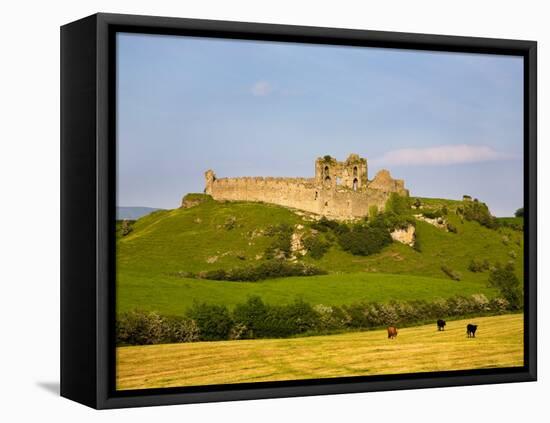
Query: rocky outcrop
xmin=290 ymin=224 xmax=307 ymax=258
xmin=414 ymin=214 xmax=447 ymax=230
xmin=390 ymin=225 xmax=416 ymax=247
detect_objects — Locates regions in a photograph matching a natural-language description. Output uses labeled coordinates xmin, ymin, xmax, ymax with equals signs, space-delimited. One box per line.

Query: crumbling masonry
xmin=203 ymin=154 xmax=408 ymax=220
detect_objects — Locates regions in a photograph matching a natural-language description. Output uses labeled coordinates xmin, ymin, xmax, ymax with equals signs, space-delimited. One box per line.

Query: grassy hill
xmin=116 ymin=313 xmax=523 ymax=390
xmin=116 ymin=197 xmax=523 ymax=315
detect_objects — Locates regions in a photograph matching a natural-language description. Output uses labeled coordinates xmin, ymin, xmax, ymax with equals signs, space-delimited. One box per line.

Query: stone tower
xmin=314 ymin=154 xmax=368 ymax=191
xmin=204 ymin=169 xmax=216 ymax=195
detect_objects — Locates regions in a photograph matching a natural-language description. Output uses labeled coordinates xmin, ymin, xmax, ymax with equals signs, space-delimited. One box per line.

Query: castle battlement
xmin=201 ymin=154 xmax=408 ymax=219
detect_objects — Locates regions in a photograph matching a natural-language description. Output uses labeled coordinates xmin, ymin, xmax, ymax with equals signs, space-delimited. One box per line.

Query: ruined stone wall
xmin=207 ymin=176 xmax=321 ymax=215
xmin=206 ymin=175 xmax=398 ymax=220
xmin=202 ymin=154 xmax=409 ymax=220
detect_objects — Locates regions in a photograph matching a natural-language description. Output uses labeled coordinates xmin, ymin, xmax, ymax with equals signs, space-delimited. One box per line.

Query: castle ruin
xmin=203 ymin=154 xmax=408 ymax=220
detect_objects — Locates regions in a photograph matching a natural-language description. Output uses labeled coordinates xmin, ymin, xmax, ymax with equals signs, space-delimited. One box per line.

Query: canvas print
xmin=115 ymin=33 xmax=525 ymax=391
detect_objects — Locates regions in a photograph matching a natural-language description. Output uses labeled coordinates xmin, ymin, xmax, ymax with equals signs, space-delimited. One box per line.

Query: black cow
xmin=437 ymin=319 xmax=446 ymax=331
xmin=466 ymin=324 xmax=478 ymax=338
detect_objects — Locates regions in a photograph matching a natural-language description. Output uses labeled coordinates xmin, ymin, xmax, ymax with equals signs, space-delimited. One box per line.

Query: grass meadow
xmin=117 ymin=313 xmax=523 ymax=390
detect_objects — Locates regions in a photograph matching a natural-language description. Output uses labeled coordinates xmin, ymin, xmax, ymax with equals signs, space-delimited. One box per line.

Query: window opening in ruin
xmin=324 ymin=175 xmax=331 ymax=185
xmin=325 ymin=201 xmax=328 ymax=207
xmin=353 ymin=166 xmax=358 ymax=177
xmin=315 ymin=191 xmax=318 ymax=200
xmin=324 ymin=165 xmax=329 ymax=175
xmin=353 ymin=178 xmax=358 ymax=191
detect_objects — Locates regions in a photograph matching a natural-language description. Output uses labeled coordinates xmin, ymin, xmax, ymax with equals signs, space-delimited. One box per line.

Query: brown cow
xmin=387 ymin=326 xmax=398 ymax=339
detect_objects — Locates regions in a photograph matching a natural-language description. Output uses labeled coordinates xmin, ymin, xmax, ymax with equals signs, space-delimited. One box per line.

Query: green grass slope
xmin=116 ymin=198 xmax=523 ymax=315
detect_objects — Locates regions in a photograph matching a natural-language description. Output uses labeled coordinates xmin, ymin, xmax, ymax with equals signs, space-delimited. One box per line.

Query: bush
xmin=413 ymin=198 xmax=422 ymax=209
xmin=422 ymin=210 xmax=443 ymax=219
xmin=162 ymin=316 xmax=200 ymax=343
xmin=116 ymin=311 xmax=200 ymax=345
xmin=265 ymin=223 xmax=293 ymax=259
xmin=121 ymin=219 xmax=133 ymax=236
xmin=385 ymin=192 xmax=411 ymax=215
xmin=303 ymin=236 xmax=331 ymax=259
xmin=229 ymin=323 xmax=249 ymax=340
xmin=224 ymin=216 xmax=237 ymax=230
xmin=413 ymin=235 xmax=421 ymax=252
xmin=441 ymin=265 xmax=461 ymax=281
xmin=515 ymin=207 xmax=524 ymax=217
xmin=232 ymin=296 xmax=268 ymax=338
xmin=468 ymin=258 xmax=490 ymax=273
xmin=497 ymin=218 xmax=523 ymax=231
xmin=198 ymin=261 xmax=327 ymax=282
xmin=381 ymin=211 xmax=415 ymax=231
xmin=488 ymin=263 xmax=523 ymax=310
xmin=368 ymin=205 xmax=379 ymax=219
xmin=337 ymin=224 xmax=392 ymax=256
xmin=446 ymin=223 xmax=457 ymax=233
xmin=463 ymin=199 xmax=497 ymax=229
xmin=116 ymin=310 xmax=164 ymax=345
xmin=233 ymin=298 xmax=319 ymax=338
xmin=310 ymin=216 xmax=340 ymax=232
xmin=313 ymin=304 xmax=346 ymax=331
xmin=186 ymin=303 xmax=233 ymax=341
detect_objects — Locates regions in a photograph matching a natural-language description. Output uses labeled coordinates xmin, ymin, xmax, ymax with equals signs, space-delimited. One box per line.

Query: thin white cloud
xmin=371 ymin=144 xmax=518 ymax=167
xmin=251 ymin=80 xmax=273 ymax=97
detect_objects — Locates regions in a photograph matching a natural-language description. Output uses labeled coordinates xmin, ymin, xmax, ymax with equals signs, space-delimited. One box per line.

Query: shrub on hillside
xmin=197 ymin=261 xmax=327 ymax=282
xmin=368 ymin=205 xmax=379 ymax=219
xmin=310 ymin=216 xmax=340 ymax=232
xmin=121 ymin=219 xmax=133 ymax=236
xmin=303 ymin=235 xmax=331 ymax=259
xmin=421 ymin=210 xmax=443 ymax=219
xmin=488 ymin=263 xmax=523 ymax=310
xmin=264 ymin=223 xmax=293 ymax=259
xmin=381 ymin=211 xmax=415 ymax=230
xmin=337 ymin=224 xmax=392 ymax=256
xmin=462 ymin=199 xmax=498 ymax=229
xmin=446 ymin=223 xmax=458 ymax=233
xmin=224 ymin=216 xmax=237 ymax=230
xmin=468 ymin=258 xmax=490 ymax=273
xmin=385 ymin=192 xmax=411 ymax=215
xmin=441 ymin=265 xmax=461 ymax=281
xmin=515 ymin=207 xmax=524 ymax=217
xmin=186 ymin=303 xmax=233 ymax=341
xmin=413 ymin=230 xmax=422 ymax=252
xmin=497 ymin=218 xmax=524 ymax=231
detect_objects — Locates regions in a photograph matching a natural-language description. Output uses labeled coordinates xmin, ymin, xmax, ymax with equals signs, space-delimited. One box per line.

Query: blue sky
xmin=117 ymin=33 xmax=523 ymax=216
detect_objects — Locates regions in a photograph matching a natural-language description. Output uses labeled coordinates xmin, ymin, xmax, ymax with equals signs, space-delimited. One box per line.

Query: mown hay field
xmin=117 ymin=313 xmax=523 ymax=390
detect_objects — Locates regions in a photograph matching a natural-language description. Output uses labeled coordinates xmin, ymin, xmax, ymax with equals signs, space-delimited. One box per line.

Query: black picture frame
xmin=61 ymin=12 xmax=537 ymax=409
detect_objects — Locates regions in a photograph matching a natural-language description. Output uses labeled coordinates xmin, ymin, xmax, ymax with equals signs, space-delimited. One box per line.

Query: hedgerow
xmin=187 ymin=261 xmax=328 ymax=282
xmin=117 ymin=294 xmax=514 ymax=346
